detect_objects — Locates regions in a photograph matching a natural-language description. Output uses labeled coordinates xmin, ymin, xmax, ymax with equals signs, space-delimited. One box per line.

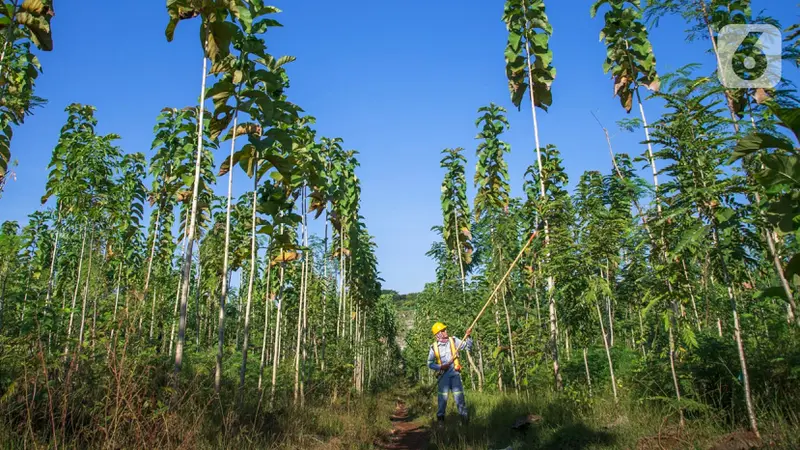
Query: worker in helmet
xmin=427 ymin=322 xmax=473 ymax=423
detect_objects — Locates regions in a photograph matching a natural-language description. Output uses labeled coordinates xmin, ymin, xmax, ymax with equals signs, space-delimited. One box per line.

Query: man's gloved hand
xmin=440 ymin=361 xmax=451 ymax=371
xmin=464 ymin=327 xmax=473 ymax=339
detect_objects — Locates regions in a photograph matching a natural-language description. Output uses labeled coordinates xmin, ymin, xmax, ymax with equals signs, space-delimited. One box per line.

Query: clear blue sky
xmin=1 ymin=1 xmax=797 ymax=293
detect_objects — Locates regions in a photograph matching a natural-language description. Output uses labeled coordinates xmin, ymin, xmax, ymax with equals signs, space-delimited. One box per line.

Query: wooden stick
xmin=435 ymin=230 xmax=541 ymax=378
xmin=467 ymin=230 xmax=539 ymax=332
xmin=453 ymin=230 xmax=540 ymax=361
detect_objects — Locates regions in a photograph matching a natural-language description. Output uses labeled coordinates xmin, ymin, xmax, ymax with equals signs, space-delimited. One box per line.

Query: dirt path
xmin=374 ymin=399 xmax=430 ymax=450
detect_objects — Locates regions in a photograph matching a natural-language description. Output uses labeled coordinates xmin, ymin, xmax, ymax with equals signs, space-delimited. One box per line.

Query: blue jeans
xmin=437 ymin=370 xmax=468 ymax=418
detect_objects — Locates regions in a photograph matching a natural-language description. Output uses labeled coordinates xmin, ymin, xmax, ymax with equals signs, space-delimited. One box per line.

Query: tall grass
xmin=2 ymin=332 xmax=799 ymax=449
xmin=0 ymin=333 xmax=394 ymax=449
xmin=424 ymin=387 xmax=800 ymax=449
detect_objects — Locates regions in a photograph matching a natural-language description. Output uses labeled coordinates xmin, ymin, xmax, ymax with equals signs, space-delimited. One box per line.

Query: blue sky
xmin=1 ymin=1 xmax=797 ymax=293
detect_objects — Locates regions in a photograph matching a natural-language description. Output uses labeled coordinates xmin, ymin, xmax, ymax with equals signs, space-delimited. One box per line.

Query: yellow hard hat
xmin=431 ymin=322 xmax=447 ymax=335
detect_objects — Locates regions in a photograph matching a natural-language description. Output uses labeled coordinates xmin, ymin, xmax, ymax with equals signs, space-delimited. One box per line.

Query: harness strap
xmin=449 ymin=337 xmax=462 ymax=372
xmin=433 ymin=338 xmax=463 ymax=372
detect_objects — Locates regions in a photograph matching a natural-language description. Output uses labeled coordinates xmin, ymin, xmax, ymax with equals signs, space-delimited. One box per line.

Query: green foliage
xmin=0 ymin=0 xmax=54 ymax=189
xmin=4 ymin=2 xmax=800 ymax=447
xmin=592 ymin=0 xmax=659 ymax=112
xmin=440 ymin=147 xmax=473 ymax=272
xmin=503 ymin=0 xmax=556 ymax=110
xmin=734 ymin=103 xmax=800 ymax=299
xmin=165 ymin=0 xmax=242 ymax=61
xmin=474 ymin=104 xmax=511 ymax=221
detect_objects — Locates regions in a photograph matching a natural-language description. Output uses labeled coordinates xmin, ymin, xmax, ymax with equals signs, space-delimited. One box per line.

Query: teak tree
xmin=503 ymin=0 xmax=562 ymax=390
xmin=165 ymin=0 xmax=243 ymax=376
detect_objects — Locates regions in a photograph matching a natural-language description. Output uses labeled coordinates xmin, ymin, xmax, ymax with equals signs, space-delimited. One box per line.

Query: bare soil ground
xmin=374 ymin=400 xmax=430 ymax=450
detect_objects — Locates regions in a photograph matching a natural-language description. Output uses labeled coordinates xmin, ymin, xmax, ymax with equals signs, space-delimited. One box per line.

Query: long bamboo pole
xmin=461 ymin=230 xmax=540 ymax=345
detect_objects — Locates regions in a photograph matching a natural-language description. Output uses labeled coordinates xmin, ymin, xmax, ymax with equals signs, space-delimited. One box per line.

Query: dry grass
xmin=2 ymin=338 xmax=800 ymax=450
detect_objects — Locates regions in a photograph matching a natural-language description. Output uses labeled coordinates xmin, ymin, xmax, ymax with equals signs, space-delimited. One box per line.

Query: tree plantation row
xmin=0 ymin=0 xmax=799 ymax=448
xmin=402 ymin=0 xmax=800 ymax=443
xmin=0 ymin=1 xmax=403 ymax=447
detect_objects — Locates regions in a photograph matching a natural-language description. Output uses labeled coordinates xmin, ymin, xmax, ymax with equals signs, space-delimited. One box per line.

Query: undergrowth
xmin=3 ymin=334 xmax=800 ymax=449
xmin=425 ymin=388 xmax=800 ymax=450
xmin=0 ymin=335 xmax=395 ymax=450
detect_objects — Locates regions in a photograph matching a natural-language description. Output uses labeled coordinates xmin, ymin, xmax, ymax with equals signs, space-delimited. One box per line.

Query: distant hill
xmin=382 ymin=290 xmax=418 ymax=351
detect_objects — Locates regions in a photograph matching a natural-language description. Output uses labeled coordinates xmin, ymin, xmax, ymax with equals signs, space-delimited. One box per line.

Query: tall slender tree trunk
xmin=0 ymin=274 xmax=6 ymax=332
xmin=348 ymin=261 xmax=353 ymax=342
xmin=603 ymin=263 xmax=615 ymax=348
xmin=533 ymin=272 xmax=542 ymax=334
xmin=583 ymin=347 xmax=592 ymax=397
xmin=711 ymin=226 xmax=759 ymax=436
xmin=638 ymin=309 xmax=646 ymax=357
xmin=465 ymin=348 xmax=479 ymax=391
xmin=175 ymin=55 xmax=208 ymax=375
xmin=321 ymin=207 xmax=329 ymax=372
xmin=236 ymin=276 xmax=244 ymax=350
xmin=111 ymin=261 xmax=123 ymax=344
xmin=150 ymin=280 xmax=161 ymax=341
xmin=270 ymin=264 xmax=286 ymax=406
xmin=169 ymin=220 xmax=190 ymax=355
xmin=352 ymin=307 xmax=360 ymax=392
xmin=63 ymin=227 xmax=87 ymax=358
xmin=635 ymin=91 xmax=661 ymax=217
xmin=45 ymin=207 xmax=61 ymax=348
xmin=493 ymin=300 xmax=504 ymax=392
xmin=595 ymin=299 xmax=617 ymax=402
xmin=215 ymin=109 xmax=239 ymax=393
xmin=522 ymin=19 xmax=560 ymax=389
xmin=77 ymin=232 xmax=95 ymax=353
xmin=294 ymin=187 xmax=308 ymax=404
xmin=668 ymin=322 xmax=685 ymax=426
xmin=91 ymin=266 xmax=99 ymax=350
xmin=337 ymin=227 xmax=345 ymax=338
xmin=240 ymin=171 xmax=259 ymax=401
xmin=142 ymin=208 xmax=160 ymax=334
xmin=607 ymin=298 xmax=614 ymax=348
xmin=360 ymin=312 xmax=367 ymax=391
xmin=501 ymin=291 xmax=519 ymax=391
xmin=194 ymin=258 xmax=202 ymax=348
xmin=168 ymin=275 xmax=181 ymax=355
xmin=681 ymin=259 xmax=702 ymax=330
xmin=763 ymin=217 xmax=797 ymax=323
xmin=258 ymin=255 xmax=272 ymax=391
xmin=300 ymin=193 xmax=311 ymax=404
xmin=453 ymin=209 xmax=466 ymax=294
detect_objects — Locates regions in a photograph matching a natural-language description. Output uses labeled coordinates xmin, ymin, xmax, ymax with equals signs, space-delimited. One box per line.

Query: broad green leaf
xmin=15 ymin=11 xmax=52 ymax=51
xmin=732 ymin=133 xmax=794 ymax=162
xmin=237 ymin=4 xmax=253 ymax=33
xmin=774 ymin=107 xmax=800 ymax=142
xmin=589 ymin=0 xmax=609 ymax=18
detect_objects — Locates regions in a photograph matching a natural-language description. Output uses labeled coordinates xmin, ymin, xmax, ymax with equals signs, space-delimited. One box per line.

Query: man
xmin=427 ymin=322 xmax=473 ymax=423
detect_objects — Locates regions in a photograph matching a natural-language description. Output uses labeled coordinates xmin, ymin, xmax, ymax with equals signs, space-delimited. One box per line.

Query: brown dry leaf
xmin=753 ymin=88 xmax=771 ymax=105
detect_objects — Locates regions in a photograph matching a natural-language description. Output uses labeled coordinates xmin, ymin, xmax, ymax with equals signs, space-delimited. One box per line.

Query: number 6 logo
xmin=717 ymin=24 xmax=782 ymax=89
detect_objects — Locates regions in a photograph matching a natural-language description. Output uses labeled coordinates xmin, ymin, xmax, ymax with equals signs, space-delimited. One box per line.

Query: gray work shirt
xmin=427 ymin=337 xmax=473 ymax=372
